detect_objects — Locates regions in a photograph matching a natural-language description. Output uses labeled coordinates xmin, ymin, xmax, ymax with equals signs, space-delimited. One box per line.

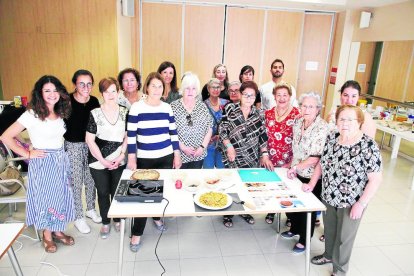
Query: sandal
xmin=311 ymin=254 xmax=332 ymax=265
xmin=265 ymin=213 xmax=275 ymax=224
xmin=319 ymin=235 xmax=325 ymax=242
xmin=240 ymin=214 xmax=255 ymax=224
xmin=42 ymin=232 xmax=57 ymax=253
xmin=52 ymin=232 xmax=75 ymax=246
xmin=223 ymin=216 xmax=233 ymax=228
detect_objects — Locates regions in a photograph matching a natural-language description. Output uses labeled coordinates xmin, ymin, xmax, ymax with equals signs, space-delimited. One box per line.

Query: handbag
xmin=0 ymin=165 xmax=24 ymax=196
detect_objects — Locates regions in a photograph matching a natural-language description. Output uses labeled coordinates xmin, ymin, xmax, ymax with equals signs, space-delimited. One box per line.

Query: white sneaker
xmin=86 ymin=209 xmax=102 ymax=223
xmin=75 ymin=218 xmax=91 ymax=234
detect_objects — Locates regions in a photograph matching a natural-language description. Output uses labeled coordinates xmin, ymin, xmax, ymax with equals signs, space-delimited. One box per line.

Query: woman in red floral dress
xmin=264 ymin=82 xmax=300 ymax=224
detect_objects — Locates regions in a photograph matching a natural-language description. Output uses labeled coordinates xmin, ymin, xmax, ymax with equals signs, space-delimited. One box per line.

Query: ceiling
xmin=169 ymin=0 xmax=410 ymax=12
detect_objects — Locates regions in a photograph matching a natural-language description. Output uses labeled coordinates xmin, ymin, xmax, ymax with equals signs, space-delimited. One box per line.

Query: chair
xmin=0 ymin=143 xmax=40 ymax=241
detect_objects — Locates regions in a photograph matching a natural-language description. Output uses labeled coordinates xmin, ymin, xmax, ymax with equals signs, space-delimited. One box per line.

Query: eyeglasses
xmin=122 ymin=79 xmax=137 ymax=84
xmin=186 ymin=114 xmax=193 ymax=127
xmin=77 ymin=82 xmax=93 ymax=89
xmin=300 ymin=105 xmax=317 ymax=109
xmin=242 ymin=93 xmax=255 ymax=99
xmin=229 ymin=89 xmax=240 ymax=94
xmin=210 ymin=86 xmax=220 ymax=90
xmin=338 ymin=118 xmax=358 ymax=123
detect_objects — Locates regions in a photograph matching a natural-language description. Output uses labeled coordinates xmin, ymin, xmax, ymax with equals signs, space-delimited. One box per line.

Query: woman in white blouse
xmin=1 ymin=75 xmax=74 ymax=253
xmin=85 ymin=77 xmax=128 ymax=239
xmin=281 ymin=92 xmax=329 ymax=254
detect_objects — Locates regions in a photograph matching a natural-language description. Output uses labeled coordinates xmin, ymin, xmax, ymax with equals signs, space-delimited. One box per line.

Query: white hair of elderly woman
xmin=179 ymin=72 xmax=201 ymax=96
xmin=298 ymin=91 xmax=323 ymax=109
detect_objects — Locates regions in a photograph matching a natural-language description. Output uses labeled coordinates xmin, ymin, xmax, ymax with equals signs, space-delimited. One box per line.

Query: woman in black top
xmin=157 ymin=61 xmax=181 ymax=104
xmin=64 ymin=69 xmax=101 ymax=234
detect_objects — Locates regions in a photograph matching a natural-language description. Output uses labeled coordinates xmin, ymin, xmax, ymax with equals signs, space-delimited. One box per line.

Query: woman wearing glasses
xmin=64 ymin=69 xmax=101 ymax=234
xmin=280 ymin=92 xmax=329 ymax=254
xmin=117 ymin=68 xmax=144 ymax=110
xmin=127 ymin=72 xmax=181 ymax=252
xmin=239 ymin=65 xmax=261 ymax=108
xmin=203 ymin=78 xmax=229 ymax=169
xmin=171 ymin=73 xmax=213 ymax=169
xmin=201 ymin=64 xmax=230 ymax=101
xmin=311 ymin=105 xmax=382 ymax=276
xmin=219 ymin=81 xmax=273 ymax=227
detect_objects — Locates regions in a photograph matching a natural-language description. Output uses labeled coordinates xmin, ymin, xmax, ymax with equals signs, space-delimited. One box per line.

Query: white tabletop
xmin=108 ymin=168 xmax=326 ymax=218
xmin=375 ymin=121 xmax=414 ymax=142
xmin=0 ymin=223 xmax=25 ymax=258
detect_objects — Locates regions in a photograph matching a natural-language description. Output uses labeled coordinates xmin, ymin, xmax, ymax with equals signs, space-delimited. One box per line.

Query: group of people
xmin=0 ymin=57 xmax=382 ymax=276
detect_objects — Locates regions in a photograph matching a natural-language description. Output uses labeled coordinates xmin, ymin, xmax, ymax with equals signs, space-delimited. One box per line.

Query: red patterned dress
xmin=265 ymin=107 xmax=300 ymax=167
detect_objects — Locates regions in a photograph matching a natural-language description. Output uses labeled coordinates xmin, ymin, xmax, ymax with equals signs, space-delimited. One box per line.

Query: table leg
xmin=305 ymin=212 xmax=311 ymax=276
xmin=411 ymin=175 xmax=414 ymax=191
xmin=117 ymin=218 xmax=126 ymax=276
xmin=380 ymin=131 xmax=385 ymax=149
xmin=8 ymin=246 xmax=23 ymax=276
xmin=390 ymin=136 xmax=401 ymax=159
xmin=276 ymin=213 xmax=281 ymax=233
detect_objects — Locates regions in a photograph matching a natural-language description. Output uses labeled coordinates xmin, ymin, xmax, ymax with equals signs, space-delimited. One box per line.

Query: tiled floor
xmin=1 ymin=150 xmax=413 ymax=276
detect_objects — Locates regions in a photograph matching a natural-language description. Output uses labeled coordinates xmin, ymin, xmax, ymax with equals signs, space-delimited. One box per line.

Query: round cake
xmin=131 ymin=169 xmax=160 ymax=180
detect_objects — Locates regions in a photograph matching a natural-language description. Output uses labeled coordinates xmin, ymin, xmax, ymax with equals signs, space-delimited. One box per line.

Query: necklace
xmin=303 ymin=118 xmax=315 ymax=131
xmin=209 ymin=98 xmax=219 ymax=107
xmin=275 ymin=106 xmax=290 ymax=121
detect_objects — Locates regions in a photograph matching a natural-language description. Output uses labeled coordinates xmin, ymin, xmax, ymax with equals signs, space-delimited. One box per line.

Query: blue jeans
xmin=203 ymin=146 xmax=224 ymax=169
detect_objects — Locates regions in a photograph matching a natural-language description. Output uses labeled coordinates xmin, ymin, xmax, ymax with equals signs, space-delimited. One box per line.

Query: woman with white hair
xmin=281 ymin=92 xmax=329 ymax=254
xmin=171 ymin=73 xmax=213 ymax=168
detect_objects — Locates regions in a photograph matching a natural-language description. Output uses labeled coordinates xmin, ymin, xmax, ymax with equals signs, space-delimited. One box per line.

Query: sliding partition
xmin=137 ymin=1 xmax=335 ymax=97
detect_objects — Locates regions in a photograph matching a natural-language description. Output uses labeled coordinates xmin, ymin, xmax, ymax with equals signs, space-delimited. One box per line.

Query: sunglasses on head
xmin=186 ymin=114 xmax=193 ymax=127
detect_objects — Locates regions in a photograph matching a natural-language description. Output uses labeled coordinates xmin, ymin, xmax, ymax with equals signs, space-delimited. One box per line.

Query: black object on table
xmin=0 ymin=105 xmax=28 ymax=171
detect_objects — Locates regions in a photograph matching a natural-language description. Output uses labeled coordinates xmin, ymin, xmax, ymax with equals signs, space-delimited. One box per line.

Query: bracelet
xmin=358 ymin=200 xmax=368 ymax=208
xmin=200 ymin=144 xmax=205 ymax=149
xmin=261 ymin=151 xmax=269 ymax=157
xmin=226 ymin=143 xmax=233 ymax=149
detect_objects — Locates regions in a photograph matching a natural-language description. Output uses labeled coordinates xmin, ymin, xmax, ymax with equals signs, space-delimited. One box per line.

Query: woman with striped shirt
xmin=1 ymin=76 xmax=75 ymax=253
xmin=126 ymin=72 xmax=181 ymax=252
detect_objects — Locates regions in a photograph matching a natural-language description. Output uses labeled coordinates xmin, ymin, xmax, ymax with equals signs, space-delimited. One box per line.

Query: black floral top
xmin=218 ymin=103 xmax=267 ymax=168
xmin=321 ymin=131 xmax=382 ymax=208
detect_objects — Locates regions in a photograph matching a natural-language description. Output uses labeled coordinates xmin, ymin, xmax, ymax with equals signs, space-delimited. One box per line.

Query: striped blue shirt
xmin=127 ymin=100 xmax=179 ymax=159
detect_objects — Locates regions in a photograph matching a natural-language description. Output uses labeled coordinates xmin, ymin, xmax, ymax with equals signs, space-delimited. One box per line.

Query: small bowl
xmin=280 ymin=200 xmax=293 ymax=207
xmin=184 ymin=179 xmax=201 ymax=192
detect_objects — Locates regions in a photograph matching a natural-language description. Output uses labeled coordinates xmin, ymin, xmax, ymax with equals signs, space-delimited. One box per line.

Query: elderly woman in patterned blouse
xmin=171 ymin=73 xmax=213 ymax=168
xmin=281 ymin=92 xmax=329 ymax=254
xmin=310 ymin=105 xmax=382 ymax=276
xmin=219 ymin=81 xmax=273 ymax=227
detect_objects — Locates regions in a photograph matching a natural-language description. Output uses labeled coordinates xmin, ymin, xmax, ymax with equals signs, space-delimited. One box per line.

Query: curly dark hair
xmin=28 ymin=75 xmax=71 ymax=121
xmin=117 ymin=68 xmax=142 ymax=91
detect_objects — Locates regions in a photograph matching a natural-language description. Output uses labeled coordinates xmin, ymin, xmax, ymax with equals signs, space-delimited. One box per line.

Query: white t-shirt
xmin=259 ymin=81 xmax=298 ymax=110
xmin=17 ymin=110 xmax=65 ymax=149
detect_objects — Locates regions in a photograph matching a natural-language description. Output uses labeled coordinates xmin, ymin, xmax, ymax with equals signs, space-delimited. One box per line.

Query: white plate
xmin=194 ymin=191 xmax=232 ymax=210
